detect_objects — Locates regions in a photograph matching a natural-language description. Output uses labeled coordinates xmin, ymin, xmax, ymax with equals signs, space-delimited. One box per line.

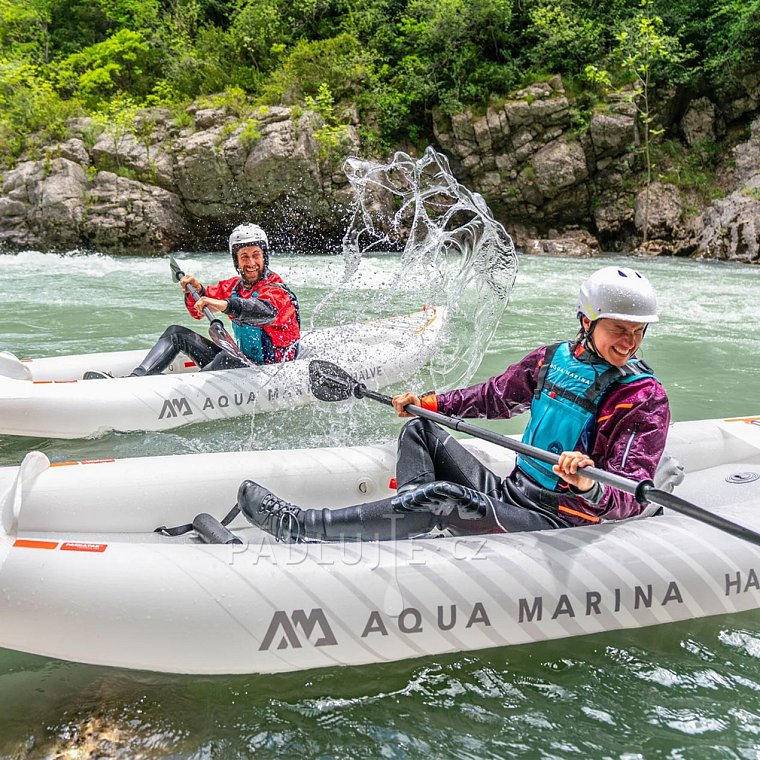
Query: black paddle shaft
xmin=360 ymin=386 xmax=649 ymax=498
xmin=305 ymin=359 xmax=760 ymax=548
xmin=168 ymin=256 xmax=252 ymax=365
xmin=169 ymin=256 xmax=220 ymax=324
xmin=363 ymin=388 xmax=760 ymax=546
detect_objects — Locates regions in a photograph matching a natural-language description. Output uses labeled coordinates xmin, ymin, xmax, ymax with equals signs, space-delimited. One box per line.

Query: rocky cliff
xmin=0 ymin=105 xmax=359 ymax=254
xmin=1 ymin=74 xmax=759 ymax=262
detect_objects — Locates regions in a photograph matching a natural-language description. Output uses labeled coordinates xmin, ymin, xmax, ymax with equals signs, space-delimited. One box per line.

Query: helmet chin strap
xmin=579 ymin=317 xmax=602 ymax=358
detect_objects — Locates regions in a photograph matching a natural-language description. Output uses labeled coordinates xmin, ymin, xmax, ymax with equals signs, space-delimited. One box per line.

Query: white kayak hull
xmin=0 ymin=308 xmax=442 ymax=438
xmin=2 ymin=415 xmax=760 ymax=674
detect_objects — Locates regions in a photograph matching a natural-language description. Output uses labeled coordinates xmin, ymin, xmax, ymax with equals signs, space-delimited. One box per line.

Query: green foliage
xmin=313 ymin=123 xmax=352 ymax=161
xmin=396 ymin=0 xmax=514 ymax=111
xmin=305 ymin=82 xmax=353 ymax=161
xmin=611 ymin=0 xmax=686 ymax=241
xmin=613 ymin=3 xmax=685 ymax=87
xmin=653 ymin=137 xmax=724 ymax=204
xmin=0 ymin=57 xmax=74 ymax=162
xmin=172 ymin=108 xmax=194 ymax=130
xmin=159 ymin=24 xmax=244 ymax=98
xmin=198 ymin=86 xmax=252 ymax=116
xmin=238 ymin=118 xmax=261 ymax=150
xmin=526 ymin=2 xmax=604 ymax=74
xmin=703 ymin=0 xmax=760 ymax=83
xmin=583 ymin=64 xmax=612 ymax=92
xmin=91 ymin=91 xmax=138 ymax=161
xmin=0 ymin=0 xmax=52 ymax=64
xmin=0 ymin=0 xmax=754 ymax=167
xmin=229 ymin=0 xmax=284 ymax=74
xmin=261 ymin=33 xmax=376 ymax=104
xmin=305 ymin=82 xmax=335 ymax=122
xmin=55 ymin=28 xmax=155 ymax=107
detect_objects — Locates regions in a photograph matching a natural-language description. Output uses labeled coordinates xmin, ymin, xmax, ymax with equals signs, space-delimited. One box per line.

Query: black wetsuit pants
xmin=272 ymin=418 xmax=574 ymax=541
xmin=131 ymin=325 xmax=248 ymax=376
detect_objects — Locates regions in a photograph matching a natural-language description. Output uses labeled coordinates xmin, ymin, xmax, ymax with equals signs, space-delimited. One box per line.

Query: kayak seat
xmin=654 ymin=450 xmax=685 ymax=493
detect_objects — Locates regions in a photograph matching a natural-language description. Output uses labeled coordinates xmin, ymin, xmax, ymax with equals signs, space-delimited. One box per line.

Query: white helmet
xmin=228 ymin=223 xmax=269 ymax=271
xmin=577 ymin=266 xmax=659 ymax=323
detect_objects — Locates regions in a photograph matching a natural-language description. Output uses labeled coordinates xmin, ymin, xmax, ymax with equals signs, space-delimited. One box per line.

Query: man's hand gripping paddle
xmin=169 ymin=256 xmax=253 ymax=366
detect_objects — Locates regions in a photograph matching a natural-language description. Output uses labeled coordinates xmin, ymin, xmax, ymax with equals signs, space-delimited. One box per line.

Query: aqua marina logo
xmin=259 ymin=609 xmax=338 ymax=651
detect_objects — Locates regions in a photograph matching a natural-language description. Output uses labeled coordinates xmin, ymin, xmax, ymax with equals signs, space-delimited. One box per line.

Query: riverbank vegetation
xmin=1 ymin=0 xmax=758 ymax=167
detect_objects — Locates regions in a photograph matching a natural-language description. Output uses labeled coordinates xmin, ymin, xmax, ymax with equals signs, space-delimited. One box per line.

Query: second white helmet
xmin=577 ymin=266 xmax=658 ymax=323
xmin=229 ymin=223 xmax=269 ymax=271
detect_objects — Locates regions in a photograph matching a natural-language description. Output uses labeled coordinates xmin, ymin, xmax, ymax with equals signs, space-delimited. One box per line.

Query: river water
xmin=1 ymin=250 xmax=760 ymax=758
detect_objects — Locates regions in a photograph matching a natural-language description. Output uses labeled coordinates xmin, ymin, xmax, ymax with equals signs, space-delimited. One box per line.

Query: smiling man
xmin=239 ymin=266 xmax=671 ymax=544
xmin=126 ymin=223 xmax=300 ymax=376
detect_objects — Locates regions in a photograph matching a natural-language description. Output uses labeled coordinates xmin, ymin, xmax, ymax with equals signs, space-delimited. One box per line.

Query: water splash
xmin=314 ymin=146 xmax=517 ymax=391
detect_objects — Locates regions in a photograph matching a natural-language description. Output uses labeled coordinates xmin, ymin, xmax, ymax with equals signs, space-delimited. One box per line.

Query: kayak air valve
xmin=725 ymin=472 xmax=760 ymax=484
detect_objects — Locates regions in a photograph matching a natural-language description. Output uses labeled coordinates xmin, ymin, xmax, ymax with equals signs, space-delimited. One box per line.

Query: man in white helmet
xmin=238 ymin=266 xmax=671 ymax=543
xmin=125 ymin=224 xmax=300 ymax=376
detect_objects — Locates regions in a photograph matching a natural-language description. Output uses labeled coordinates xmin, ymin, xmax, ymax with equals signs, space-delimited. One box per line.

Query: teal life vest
xmin=229 ymin=280 xmax=300 ymax=364
xmin=517 ymin=342 xmax=656 ymax=490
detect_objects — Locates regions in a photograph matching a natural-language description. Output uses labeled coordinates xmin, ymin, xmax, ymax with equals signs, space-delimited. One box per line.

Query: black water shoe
xmin=238 ymin=480 xmax=304 ymax=543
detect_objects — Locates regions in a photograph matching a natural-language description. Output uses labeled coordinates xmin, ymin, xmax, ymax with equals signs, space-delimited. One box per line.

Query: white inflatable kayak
xmin=1 ymin=415 xmax=760 ymax=674
xmin=0 ymin=307 xmax=443 ymax=438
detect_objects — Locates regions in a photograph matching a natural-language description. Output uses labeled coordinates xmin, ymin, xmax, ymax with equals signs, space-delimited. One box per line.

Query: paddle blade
xmin=169 ymin=256 xmax=183 ymax=282
xmin=208 ymin=321 xmax=253 ymax=366
xmin=309 ymin=360 xmax=360 ymax=402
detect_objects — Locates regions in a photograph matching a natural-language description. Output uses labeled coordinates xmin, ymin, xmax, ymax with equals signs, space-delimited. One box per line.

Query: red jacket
xmin=185 ymin=271 xmax=300 ymax=362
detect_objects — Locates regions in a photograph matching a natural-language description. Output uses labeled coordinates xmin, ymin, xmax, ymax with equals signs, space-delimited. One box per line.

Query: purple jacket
xmin=435 ymin=345 xmax=671 ymax=525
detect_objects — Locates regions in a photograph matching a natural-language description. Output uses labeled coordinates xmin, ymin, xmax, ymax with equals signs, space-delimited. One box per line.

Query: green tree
xmin=397 ymin=0 xmax=514 ymax=112
xmin=0 ymin=0 xmax=52 ymax=63
xmin=0 ymin=57 xmax=73 ymax=162
xmin=525 ymin=1 xmax=604 ymax=76
xmin=261 ymin=32 xmax=375 ymax=104
xmin=613 ymin=0 xmax=684 ymax=242
xmin=703 ymin=0 xmax=760 ymax=83
xmin=55 ymin=28 xmax=156 ymax=107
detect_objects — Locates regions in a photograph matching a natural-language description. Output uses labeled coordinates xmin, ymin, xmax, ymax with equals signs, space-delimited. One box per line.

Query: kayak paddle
xmin=169 ymin=256 xmax=253 ymax=366
xmin=308 ymin=359 xmax=760 ymax=548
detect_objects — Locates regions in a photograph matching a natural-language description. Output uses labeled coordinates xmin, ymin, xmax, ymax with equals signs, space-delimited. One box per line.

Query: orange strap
xmin=558 ymin=504 xmax=601 ymax=523
xmin=419 ymin=394 xmax=438 ymax=412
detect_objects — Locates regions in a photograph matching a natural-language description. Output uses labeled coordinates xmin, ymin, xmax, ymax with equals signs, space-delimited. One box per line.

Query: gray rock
xmin=689 ymin=182 xmax=760 ymax=263
xmin=735 ymin=115 xmax=760 ymax=185
xmin=91 ymin=131 xmax=176 ymax=192
xmin=193 ymin=108 xmax=231 ymax=130
xmin=681 ymin=97 xmax=718 ymax=146
xmin=523 ymin=228 xmax=600 ymax=257
xmin=529 ymin=139 xmax=588 ymax=200
xmin=83 ymin=171 xmax=186 ymax=253
xmin=590 ymin=112 xmax=635 ymax=158
xmin=0 ymin=158 xmax=88 ymax=249
xmin=47 ymin=138 xmax=91 ymax=167
xmin=4 ymin=72 xmax=760 ymax=261
xmin=634 ymin=182 xmax=683 ymax=240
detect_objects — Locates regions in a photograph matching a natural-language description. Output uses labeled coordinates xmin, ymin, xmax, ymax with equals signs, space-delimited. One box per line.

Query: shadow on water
xmin=3 ymin=612 xmax=760 ymax=759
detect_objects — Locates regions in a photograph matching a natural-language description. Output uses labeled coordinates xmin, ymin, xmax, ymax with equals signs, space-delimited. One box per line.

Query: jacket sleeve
xmin=567 ymin=378 xmax=671 ymax=520
xmin=183 ymin=279 xmax=227 ymax=320
xmin=184 ymin=290 xmax=203 ymax=320
xmin=435 ymin=347 xmax=545 ymax=419
xmin=225 ymin=297 xmax=276 ymax=325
